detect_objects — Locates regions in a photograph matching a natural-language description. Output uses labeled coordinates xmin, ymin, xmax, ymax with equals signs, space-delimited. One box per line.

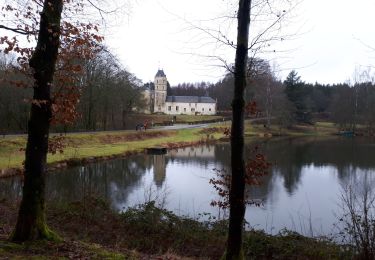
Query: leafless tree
xmin=338 ymin=173 xmax=375 ymax=259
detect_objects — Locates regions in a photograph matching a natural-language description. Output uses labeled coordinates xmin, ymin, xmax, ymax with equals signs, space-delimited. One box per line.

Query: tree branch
xmin=0 ymin=25 xmax=31 ymax=35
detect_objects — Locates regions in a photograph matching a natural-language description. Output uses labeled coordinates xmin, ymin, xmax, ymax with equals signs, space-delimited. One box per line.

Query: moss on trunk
xmin=11 ymin=0 xmax=63 ymax=242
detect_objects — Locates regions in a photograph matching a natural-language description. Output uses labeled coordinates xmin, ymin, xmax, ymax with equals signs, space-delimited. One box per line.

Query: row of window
xmin=167 ymin=106 xmax=212 ymax=112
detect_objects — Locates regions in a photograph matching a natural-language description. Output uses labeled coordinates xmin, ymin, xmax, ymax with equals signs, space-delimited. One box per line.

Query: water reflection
xmin=1 ymin=137 xmax=375 ymax=236
xmin=153 ymin=155 xmax=166 ymax=187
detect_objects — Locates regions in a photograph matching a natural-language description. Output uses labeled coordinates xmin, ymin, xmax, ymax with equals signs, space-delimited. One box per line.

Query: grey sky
xmin=106 ymin=0 xmax=375 ymax=85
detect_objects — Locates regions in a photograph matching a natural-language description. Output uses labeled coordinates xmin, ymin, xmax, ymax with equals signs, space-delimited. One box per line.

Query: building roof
xmin=142 ymin=82 xmax=155 ymax=91
xmin=166 ymin=96 xmax=216 ymax=104
xmin=155 ymin=69 xmax=166 ymax=77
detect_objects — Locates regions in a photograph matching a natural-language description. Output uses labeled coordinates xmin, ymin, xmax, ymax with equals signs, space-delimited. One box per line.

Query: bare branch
xmin=0 ymin=24 xmax=31 ymax=35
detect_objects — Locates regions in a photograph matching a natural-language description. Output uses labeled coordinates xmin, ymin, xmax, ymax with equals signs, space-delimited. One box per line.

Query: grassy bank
xmin=0 ymin=198 xmax=352 ymax=259
xmin=0 ymin=121 xmax=341 ymax=173
xmin=245 ymin=121 xmax=339 ymax=137
xmin=0 ymin=127 xmax=227 ymax=173
xmin=123 ymin=114 xmax=225 ymax=126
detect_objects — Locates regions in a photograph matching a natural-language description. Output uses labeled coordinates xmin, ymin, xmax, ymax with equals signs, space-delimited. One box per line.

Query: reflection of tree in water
xmin=0 ymin=176 xmax=23 ymax=201
xmin=45 ymin=155 xmax=151 ymax=207
xmin=260 ymin=137 xmax=375 ymax=195
xmin=210 ymin=142 xmax=275 ymax=204
xmin=167 ymin=145 xmax=219 ymax=170
xmin=260 ymin=139 xmax=307 ymax=195
xmin=211 ymin=138 xmax=375 ymax=204
xmin=243 ymin=144 xmax=275 ymax=203
xmin=338 ymin=167 xmax=375 ymax=191
xmin=1 ymin=137 xmax=375 ymax=211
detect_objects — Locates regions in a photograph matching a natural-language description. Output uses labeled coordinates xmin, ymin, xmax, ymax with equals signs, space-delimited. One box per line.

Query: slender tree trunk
xmin=226 ymin=0 xmax=251 ymax=259
xmin=122 ymin=109 xmax=127 ymax=129
xmin=103 ymin=101 xmax=108 ymax=131
xmin=87 ymin=86 xmax=93 ymax=130
xmin=111 ymin=106 xmax=115 ymax=129
xmin=266 ymin=84 xmax=272 ymax=128
xmin=12 ymin=0 xmax=63 ymax=242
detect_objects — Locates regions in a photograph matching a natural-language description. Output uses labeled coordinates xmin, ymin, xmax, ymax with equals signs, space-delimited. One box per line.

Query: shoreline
xmin=0 ymin=197 xmax=352 ymax=259
xmin=0 ymin=121 xmax=361 ymax=178
xmin=0 ymin=132 xmax=225 ymax=178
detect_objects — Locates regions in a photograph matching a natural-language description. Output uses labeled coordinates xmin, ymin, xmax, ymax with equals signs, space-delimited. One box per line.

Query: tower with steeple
xmin=141 ymin=68 xmax=216 ymax=115
xmin=153 ymin=69 xmax=167 ymax=113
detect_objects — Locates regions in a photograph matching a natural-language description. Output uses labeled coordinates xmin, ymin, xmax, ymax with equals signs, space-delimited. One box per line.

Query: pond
xmin=1 ymin=137 xmax=375 ymax=237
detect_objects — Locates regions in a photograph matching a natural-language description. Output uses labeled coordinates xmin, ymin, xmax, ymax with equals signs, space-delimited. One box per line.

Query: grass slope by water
xmin=0 ymin=121 xmax=339 ymax=172
xmin=124 ymin=114 xmax=225 ymax=124
xmin=0 ymin=127 xmax=226 ymax=172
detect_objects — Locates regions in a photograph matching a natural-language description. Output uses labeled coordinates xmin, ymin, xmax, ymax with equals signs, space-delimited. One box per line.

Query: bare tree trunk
xmin=111 ymin=106 xmax=115 ymax=129
xmin=122 ymin=109 xmax=127 ymax=129
xmin=226 ymin=0 xmax=251 ymax=259
xmin=103 ymin=101 xmax=108 ymax=131
xmin=12 ymin=0 xmax=63 ymax=242
xmin=266 ymin=83 xmax=272 ymax=127
xmin=87 ymin=85 xmax=93 ymax=130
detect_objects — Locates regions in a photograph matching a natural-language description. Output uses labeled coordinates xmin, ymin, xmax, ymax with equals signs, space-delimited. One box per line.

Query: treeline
xmin=0 ymin=50 xmax=146 ymax=134
xmin=170 ymin=59 xmax=375 ymax=132
xmin=2 ymin=53 xmax=375 ymax=134
xmin=75 ymin=49 xmax=145 ymax=131
xmin=0 ymin=55 xmax=32 ymax=134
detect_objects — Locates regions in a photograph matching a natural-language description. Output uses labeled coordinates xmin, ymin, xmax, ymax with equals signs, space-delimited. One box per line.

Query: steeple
xmin=154 ymin=69 xmax=168 ymax=112
xmin=155 ymin=69 xmax=166 ymax=77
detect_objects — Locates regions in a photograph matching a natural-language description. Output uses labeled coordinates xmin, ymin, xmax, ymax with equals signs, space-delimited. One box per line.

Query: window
xmin=158 ymin=106 xmax=161 ymax=111
xmin=176 ymin=106 xmax=179 ymax=111
xmin=184 ymin=108 xmax=186 ymax=112
xmin=202 ymin=108 xmax=204 ymax=111
xmin=191 ymin=108 xmax=195 ymax=112
xmin=168 ymin=106 xmax=171 ymax=111
xmin=209 ymin=108 xmax=211 ymax=111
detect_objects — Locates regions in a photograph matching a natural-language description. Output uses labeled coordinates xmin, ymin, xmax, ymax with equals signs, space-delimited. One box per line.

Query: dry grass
xmin=0 ymin=127 xmax=227 ymax=171
xmin=0 ymin=121 xmax=339 ymax=171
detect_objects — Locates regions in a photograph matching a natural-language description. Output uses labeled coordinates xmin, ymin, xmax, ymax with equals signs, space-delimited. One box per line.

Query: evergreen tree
xmin=284 ymin=70 xmax=311 ymax=123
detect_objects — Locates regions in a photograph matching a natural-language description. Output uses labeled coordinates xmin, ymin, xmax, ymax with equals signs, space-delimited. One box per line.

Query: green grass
xmin=0 ymin=127 xmax=227 ymax=170
xmin=0 ymin=137 xmax=27 ymax=169
xmin=48 ymin=128 xmax=214 ymax=161
xmin=0 ymin=121 xmax=343 ymax=171
xmin=174 ymin=114 xmax=224 ymax=123
xmin=245 ymin=121 xmax=339 ymax=137
xmin=124 ymin=113 xmax=224 ymax=124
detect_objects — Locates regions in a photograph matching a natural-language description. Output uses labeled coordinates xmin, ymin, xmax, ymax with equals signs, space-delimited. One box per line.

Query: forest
xmin=2 ymin=52 xmax=375 ymax=134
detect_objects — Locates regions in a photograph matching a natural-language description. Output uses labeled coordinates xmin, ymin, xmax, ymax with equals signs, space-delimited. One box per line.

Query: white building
xmin=145 ymin=69 xmax=217 ymax=115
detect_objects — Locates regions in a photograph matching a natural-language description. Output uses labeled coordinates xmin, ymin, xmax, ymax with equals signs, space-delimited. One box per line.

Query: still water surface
xmin=1 ymin=137 xmax=375 ymax=236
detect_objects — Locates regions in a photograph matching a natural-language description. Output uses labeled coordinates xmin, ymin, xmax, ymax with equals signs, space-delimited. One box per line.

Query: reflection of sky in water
xmin=109 ymin=161 xmax=344 ymax=236
xmin=1 ymin=138 xmax=375 ymax=237
xmin=248 ymin=165 xmax=341 ymax=236
xmin=113 ymin=160 xmax=222 ymax=218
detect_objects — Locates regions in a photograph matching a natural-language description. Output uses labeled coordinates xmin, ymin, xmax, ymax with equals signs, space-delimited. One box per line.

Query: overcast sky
xmin=105 ymin=0 xmax=375 ymax=85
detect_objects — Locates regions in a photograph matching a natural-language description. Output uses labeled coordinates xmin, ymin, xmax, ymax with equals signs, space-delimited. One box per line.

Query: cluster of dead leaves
xmin=48 ymin=135 xmax=66 ymax=155
xmin=210 ymin=146 xmax=271 ymax=209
